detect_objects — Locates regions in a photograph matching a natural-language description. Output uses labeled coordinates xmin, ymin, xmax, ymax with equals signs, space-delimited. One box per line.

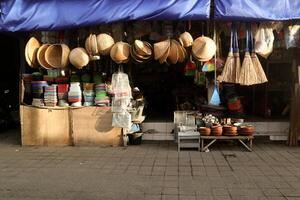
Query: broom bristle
xmin=234 ymin=52 xmax=241 ymax=84
xmin=251 ymin=52 xmax=268 ymax=83
xmin=239 ymin=52 xmax=257 ymax=86
xmin=220 ymin=52 xmax=235 ymax=83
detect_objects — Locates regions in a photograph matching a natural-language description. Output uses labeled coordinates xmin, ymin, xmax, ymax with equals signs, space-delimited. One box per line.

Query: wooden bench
xmin=200 ymin=135 xmax=254 ymax=152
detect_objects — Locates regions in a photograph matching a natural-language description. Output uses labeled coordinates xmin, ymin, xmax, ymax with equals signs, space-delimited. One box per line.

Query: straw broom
xmin=220 ymin=25 xmax=235 ymax=83
xmin=238 ymin=24 xmax=257 ymax=86
xmin=249 ymin=26 xmax=268 ymax=84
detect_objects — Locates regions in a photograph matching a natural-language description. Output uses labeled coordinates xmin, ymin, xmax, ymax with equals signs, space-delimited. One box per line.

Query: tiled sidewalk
xmin=1 ymin=131 xmax=300 ymax=200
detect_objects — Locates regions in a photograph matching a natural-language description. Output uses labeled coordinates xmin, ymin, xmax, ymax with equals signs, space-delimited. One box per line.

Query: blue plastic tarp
xmin=0 ymin=0 xmax=210 ymax=32
xmin=215 ymin=0 xmax=300 ymax=21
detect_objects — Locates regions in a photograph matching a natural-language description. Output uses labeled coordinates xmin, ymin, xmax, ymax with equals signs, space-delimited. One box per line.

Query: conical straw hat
xmin=167 ymin=40 xmax=179 ymax=64
xmin=45 ymin=44 xmax=70 ymax=68
xmin=96 ymin=33 xmax=115 ymax=55
xmin=158 ymin=44 xmax=170 ymax=64
xmin=25 ymin=37 xmax=40 ymax=68
xmin=134 ymin=40 xmax=152 ymax=56
xmin=85 ymin=34 xmax=98 ymax=55
xmin=179 ymin=31 xmax=193 ymax=47
xmin=154 ymin=40 xmax=170 ymax=60
xmin=69 ymin=47 xmax=89 ymax=69
xmin=192 ymin=36 xmax=216 ymax=62
xmin=110 ymin=42 xmax=130 ymax=64
xmin=37 ymin=44 xmax=53 ymax=69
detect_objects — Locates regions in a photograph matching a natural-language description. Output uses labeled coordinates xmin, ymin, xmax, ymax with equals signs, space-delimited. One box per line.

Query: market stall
xmin=1 ymin=0 xmax=300 ymax=147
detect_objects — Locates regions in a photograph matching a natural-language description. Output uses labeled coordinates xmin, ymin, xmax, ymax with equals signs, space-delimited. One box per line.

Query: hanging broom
xmin=233 ymin=23 xmax=242 ymax=84
xmin=220 ymin=23 xmax=235 ymax=83
xmin=249 ymin=24 xmax=268 ymax=84
xmin=238 ymin=23 xmax=257 ymax=86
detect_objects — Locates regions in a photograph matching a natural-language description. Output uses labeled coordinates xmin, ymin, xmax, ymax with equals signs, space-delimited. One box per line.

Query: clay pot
xmin=199 ymin=127 xmax=211 ymax=136
xmin=223 ymin=125 xmax=237 ymax=132
xmin=239 ymin=125 xmax=255 ymax=136
xmin=211 ymin=125 xmax=223 ymax=136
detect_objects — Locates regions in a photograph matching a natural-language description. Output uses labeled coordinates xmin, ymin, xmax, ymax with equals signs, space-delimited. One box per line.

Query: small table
xmin=178 ymin=132 xmax=200 ymax=151
xmin=200 ymin=135 xmax=254 ymax=152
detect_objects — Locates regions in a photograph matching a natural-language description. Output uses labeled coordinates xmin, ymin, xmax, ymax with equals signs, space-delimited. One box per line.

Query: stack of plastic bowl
xmin=68 ymin=82 xmax=82 ymax=107
xmin=83 ymin=83 xmax=95 ymax=106
xmin=31 ymin=81 xmax=48 ymax=99
xmin=94 ymin=83 xmax=110 ymax=106
xmin=57 ymin=84 xmax=69 ymax=107
xmin=44 ymin=85 xmax=58 ymax=107
xmin=32 ymin=98 xmax=44 ymax=107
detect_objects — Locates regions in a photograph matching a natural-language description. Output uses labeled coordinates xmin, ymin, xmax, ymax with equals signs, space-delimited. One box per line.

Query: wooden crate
xmin=71 ymin=107 xmax=122 ymax=147
xmin=20 ymin=105 xmax=71 ymax=146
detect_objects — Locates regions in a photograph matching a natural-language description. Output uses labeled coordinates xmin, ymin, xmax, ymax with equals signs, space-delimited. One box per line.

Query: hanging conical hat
xmin=179 ymin=31 xmax=193 ymax=47
xmin=25 ymin=37 xmax=40 ymax=68
xmin=69 ymin=47 xmax=89 ymax=69
xmin=167 ymin=40 xmax=179 ymax=64
xmin=192 ymin=36 xmax=216 ymax=62
xmin=154 ymin=40 xmax=170 ymax=60
xmin=45 ymin=44 xmax=70 ymax=68
xmin=37 ymin=44 xmax=53 ymax=69
xmin=85 ymin=34 xmax=98 ymax=55
xmin=134 ymin=40 xmax=152 ymax=56
xmin=110 ymin=42 xmax=130 ymax=64
xmin=96 ymin=33 xmax=115 ymax=55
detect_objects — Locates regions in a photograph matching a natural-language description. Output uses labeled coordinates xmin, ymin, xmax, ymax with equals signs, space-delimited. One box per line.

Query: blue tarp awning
xmin=215 ymin=0 xmax=300 ymax=21
xmin=0 ymin=0 xmax=211 ymax=32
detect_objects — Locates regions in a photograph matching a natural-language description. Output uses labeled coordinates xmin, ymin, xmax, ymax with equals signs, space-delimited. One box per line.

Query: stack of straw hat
xmin=130 ymin=40 xmax=153 ymax=63
xmin=85 ymin=34 xmax=100 ymax=60
xmin=154 ymin=39 xmax=187 ymax=64
xmin=110 ymin=42 xmax=131 ymax=64
xmin=192 ymin=36 xmax=216 ymax=62
xmin=57 ymin=84 xmax=69 ymax=107
xmin=97 ymin=33 xmax=115 ymax=55
xmin=83 ymin=83 xmax=95 ymax=106
xmin=44 ymin=85 xmax=58 ymax=107
xmin=68 ymin=82 xmax=82 ymax=107
xmin=25 ymin=37 xmax=41 ymax=68
xmin=94 ymin=84 xmax=110 ymax=106
xmin=69 ymin=47 xmax=89 ymax=69
xmin=44 ymin=44 xmax=70 ymax=68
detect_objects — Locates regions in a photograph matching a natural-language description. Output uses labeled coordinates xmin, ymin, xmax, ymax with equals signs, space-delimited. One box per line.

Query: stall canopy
xmin=0 ymin=0 xmax=211 ymax=32
xmin=215 ymin=0 xmax=300 ymax=21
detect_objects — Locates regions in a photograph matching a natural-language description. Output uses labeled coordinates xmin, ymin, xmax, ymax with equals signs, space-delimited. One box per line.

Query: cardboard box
xmin=20 ymin=105 xmax=71 ymax=146
xmin=71 ymin=107 xmax=122 ymax=147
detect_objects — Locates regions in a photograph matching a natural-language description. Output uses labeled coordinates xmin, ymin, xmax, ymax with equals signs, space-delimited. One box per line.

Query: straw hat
xmin=110 ymin=42 xmax=130 ymax=64
xmin=154 ymin=39 xmax=170 ymax=60
xmin=192 ymin=36 xmax=216 ymax=62
xmin=69 ymin=47 xmax=89 ymax=69
xmin=85 ymin=34 xmax=99 ymax=60
xmin=37 ymin=44 xmax=53 ymax=69
xmin=134 ymin=40 xmax=152 ymax=56
xmin=167 ymin=40 xmax=179 ymax=64
xmin=45 ymin=44 xmax=70 ymax=68
xmin=96 ymin=33 xmax=115 ymax=55
xmin=25 ymin=37 xmax=40 ymax=68
xmin=177 ymin=42 xmax=187 ymax=63
xmin=179 ymin=32 xmax=193 ymax=47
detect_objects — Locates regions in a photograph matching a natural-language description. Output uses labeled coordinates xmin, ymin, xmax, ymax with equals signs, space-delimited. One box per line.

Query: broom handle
xmin=233 ymin=23 xmax=239 ymax=53
xmin=245 ymin=23 xmax=249 ymax=53
xmin=229 ymin=24 xmax=233 ymax=52
xmin=249 ymin=24 xmax=254 ymax=53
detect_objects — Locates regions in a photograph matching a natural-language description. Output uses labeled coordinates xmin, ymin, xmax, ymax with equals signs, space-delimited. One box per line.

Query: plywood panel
xmin=71 ymin=107 xmax=122 ymax=147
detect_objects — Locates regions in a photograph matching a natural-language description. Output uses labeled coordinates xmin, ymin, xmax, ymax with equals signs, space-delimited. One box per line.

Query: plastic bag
xmin=111 ymin=97 xmax=131 ymax=113
xmin=284 ymin=25 xmax=300 ymax=49
xmin=111 ymin=72 xmax=132 ymax=98
xmin=112 ymin=111 xmax=132 ymax=129
xmin=255 ymin=23 xmax=274 ymax=59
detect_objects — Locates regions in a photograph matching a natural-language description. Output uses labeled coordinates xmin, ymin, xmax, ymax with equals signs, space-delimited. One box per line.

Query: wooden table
xmin=200 ymin=135 xmax=254 ymax=152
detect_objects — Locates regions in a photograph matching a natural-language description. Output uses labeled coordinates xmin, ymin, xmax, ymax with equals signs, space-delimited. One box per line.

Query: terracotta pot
xmin=223 ymin=125 xmax=237 ymax=132
xmin=199 ymin=127 xmax=211 ymax=136
xmin=211 ymin=125 xmax=223 ymax=136
xmin=239 ymin=125 xmax=255 ymax=135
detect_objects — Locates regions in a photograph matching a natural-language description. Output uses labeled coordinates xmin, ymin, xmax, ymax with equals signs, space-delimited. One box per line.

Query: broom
xmin=220 ymin=24 xmax=235 ymax=83
xmin=233 ymin=23 xmax=242 ymax=84
xmin=249 ymin=25 xmax=268 ymax=84
xmin=238 ymin=24 xmax=257 ymax=86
